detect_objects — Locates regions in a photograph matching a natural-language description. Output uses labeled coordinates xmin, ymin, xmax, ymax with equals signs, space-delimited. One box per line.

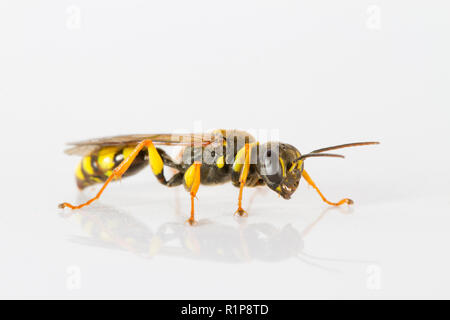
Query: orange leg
xmin=187 ymin=162 xmax=202 ymax=225
xmin=302 ymin=170 xmax=353 ymax=206
xmin=235 ymin=143 xmax=251 ymax=216
xmin=59 ymin=140 xmax=158 ymax=210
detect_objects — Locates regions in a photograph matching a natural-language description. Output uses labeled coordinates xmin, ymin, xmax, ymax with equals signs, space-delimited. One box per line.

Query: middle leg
xmin=183 ymin=161 xmax=202 ymax=225
xmin=235 ymin=143 xmax=251 ymax=216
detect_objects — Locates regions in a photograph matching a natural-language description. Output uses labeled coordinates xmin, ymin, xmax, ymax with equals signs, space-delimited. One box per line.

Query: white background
xmin=0 ymin=1 xmax=449 ymax=299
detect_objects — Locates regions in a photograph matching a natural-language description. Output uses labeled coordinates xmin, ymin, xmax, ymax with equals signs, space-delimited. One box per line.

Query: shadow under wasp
xmin=59 ymin=129 xmax=379 ymax=224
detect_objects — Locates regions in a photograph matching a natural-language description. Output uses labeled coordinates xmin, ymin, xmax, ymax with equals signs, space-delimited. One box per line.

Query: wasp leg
xmin=59 ymin=140 xmax=165 ymax=210
xmin=185 ymin=162 xmax=202 ymax=225
xmin=156 ymin=148 xmax=183 ymax=171
xmin=302 ymin=170 xmax=353 ymax=206
xmin=166 ymin=172 xmax=184 ymax=187
xmin=150 ymin=148 xmax=186 ymax=186
xmin=235 ymin=143 xmax=251 ymax=217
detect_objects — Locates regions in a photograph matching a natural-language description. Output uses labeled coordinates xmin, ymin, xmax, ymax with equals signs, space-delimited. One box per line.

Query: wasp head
xmin=256 ymin=142 xmax=304 ymax=199
xmin=255 ymin=140 xmax=379 ymax=199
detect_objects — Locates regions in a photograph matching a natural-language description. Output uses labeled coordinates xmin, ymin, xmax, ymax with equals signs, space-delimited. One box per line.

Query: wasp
xmin=59 ymin=129 xmax=379 ymax=225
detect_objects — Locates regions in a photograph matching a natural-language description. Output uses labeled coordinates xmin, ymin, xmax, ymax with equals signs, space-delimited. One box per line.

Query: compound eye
xmin=263 ymin=153 xmax=283 ymax=185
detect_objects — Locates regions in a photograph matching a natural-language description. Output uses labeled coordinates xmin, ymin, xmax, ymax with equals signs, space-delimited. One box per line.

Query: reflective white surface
xmin=1 ymin=1 xmax=449 ymax=299
xmin=2 ymin=161 xmax=450 ymax=299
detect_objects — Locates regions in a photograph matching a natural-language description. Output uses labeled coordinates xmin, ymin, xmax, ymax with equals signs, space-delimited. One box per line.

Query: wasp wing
xmin=64 ymin=133 xmax=216 ymax=156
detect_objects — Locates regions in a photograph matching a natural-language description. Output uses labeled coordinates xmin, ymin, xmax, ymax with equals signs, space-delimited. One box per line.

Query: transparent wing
xmin=64 ymin=133 xmax=216 ymax=156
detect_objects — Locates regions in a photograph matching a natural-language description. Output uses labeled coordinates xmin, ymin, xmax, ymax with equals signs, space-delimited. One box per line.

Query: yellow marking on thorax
xmin=82 ymin=156 xmax=95 ymax=175
xmin=216 ymin=156 xmax=225 ymax=168
xmin=75 ymin=162 xmax=85 ymax=180
xmin=97 ymin=147 xmax=119 ymax=171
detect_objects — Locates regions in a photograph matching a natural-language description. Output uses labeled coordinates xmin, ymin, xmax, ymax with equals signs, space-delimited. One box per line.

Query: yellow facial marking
xmin=75 ymin=162 xmax=85 ymax=180
xmin=295 ymin=152 xmax=303 ymax=170
xmin=148 ymin=145 xmax=164 ymax=175
xmin=216 ymin=156 xmax=225 ymax=168
xmin=289 ymin=160 xmax=301 ymax=172
xmin=279 ymin=157 xmax=286 ymax=177
xmin=98 ymin=147 xmax=119 ymax=171
xmin=82 ymin=156 xmax=95 ymax=175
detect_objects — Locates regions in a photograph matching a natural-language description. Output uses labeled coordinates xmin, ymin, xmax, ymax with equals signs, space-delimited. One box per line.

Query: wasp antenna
xmin=295 ymin=153 xmax=345 ymax=162
xmin=310 ymin=141 xmax=379 ymax=154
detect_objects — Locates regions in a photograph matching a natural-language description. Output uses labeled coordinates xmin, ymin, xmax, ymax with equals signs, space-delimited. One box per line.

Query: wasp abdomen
xmin=75 ymin=146 xmax=147 ymax=189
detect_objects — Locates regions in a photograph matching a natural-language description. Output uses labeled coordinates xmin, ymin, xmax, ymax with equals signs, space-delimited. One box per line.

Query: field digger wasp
xmin=59 ymin=129 xmax=379 ymax=225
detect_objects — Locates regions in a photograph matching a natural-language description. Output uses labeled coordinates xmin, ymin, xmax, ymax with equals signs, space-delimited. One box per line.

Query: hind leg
xmin=59 ymin=140 xmax=177 ymax=210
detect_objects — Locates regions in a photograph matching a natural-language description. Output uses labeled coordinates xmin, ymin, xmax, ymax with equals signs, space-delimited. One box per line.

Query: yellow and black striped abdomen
xmin=75 ymin=146 xmax=147 ymax=189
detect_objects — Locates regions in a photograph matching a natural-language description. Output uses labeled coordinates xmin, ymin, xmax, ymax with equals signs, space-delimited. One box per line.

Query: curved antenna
xmin=295 ymin=153 xmax=345 ymax=162
xmin=310 ymin=141 xmax=379 ymax=154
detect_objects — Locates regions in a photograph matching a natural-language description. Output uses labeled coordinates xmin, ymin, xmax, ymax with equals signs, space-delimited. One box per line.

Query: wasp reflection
xmin=61 ymin=203 xmax=347 ymax=266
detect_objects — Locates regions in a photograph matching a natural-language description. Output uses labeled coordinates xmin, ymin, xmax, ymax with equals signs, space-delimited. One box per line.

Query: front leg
xmin=302 ymin=170 xmax=353 ymax=206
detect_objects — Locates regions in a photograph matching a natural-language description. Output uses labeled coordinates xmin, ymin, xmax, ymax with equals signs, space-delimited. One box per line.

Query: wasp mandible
xmin=59 ymin=129 xmax=379 ymax=225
